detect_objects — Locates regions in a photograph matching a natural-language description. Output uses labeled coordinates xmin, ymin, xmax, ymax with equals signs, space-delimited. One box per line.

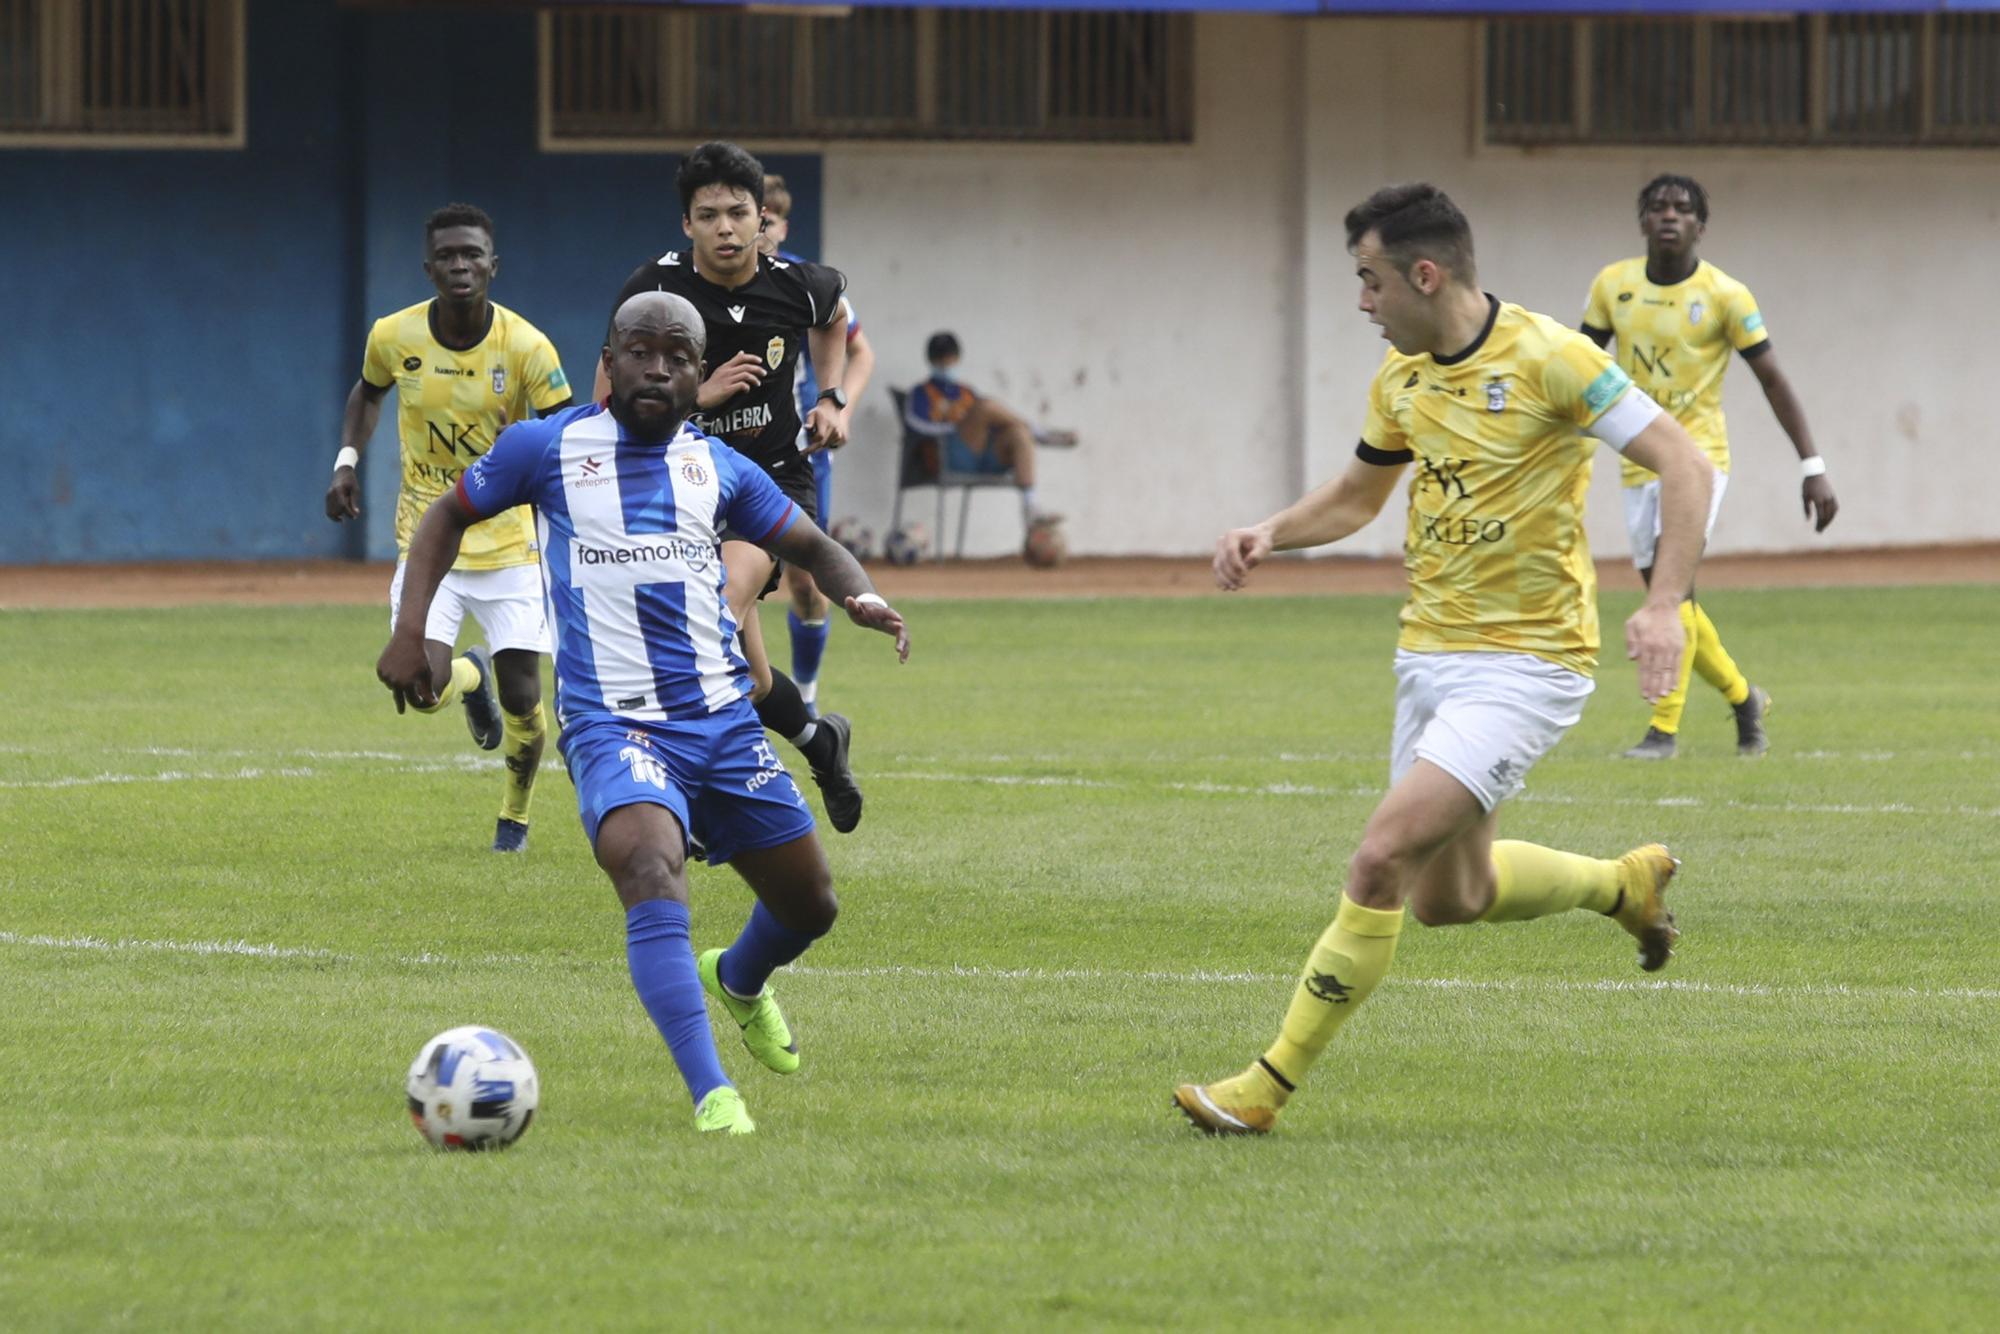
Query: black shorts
xmin=721 ymin=458 xmax=818 ymax=599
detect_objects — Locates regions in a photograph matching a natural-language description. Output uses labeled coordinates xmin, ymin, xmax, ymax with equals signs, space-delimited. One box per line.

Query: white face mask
xmin=930 ymin=365 xmax=957 ymax=385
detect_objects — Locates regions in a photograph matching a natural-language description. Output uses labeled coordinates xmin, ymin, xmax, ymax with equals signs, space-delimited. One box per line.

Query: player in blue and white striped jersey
xmin=379 ymin=291 xmax=909 ymax=1136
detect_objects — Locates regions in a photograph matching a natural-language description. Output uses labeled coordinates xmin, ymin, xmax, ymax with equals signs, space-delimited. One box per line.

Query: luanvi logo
xmin=1403 ymin=372 xmax=1420 ymax=389
xmin=1617 ymin=292 xmax=1634 ymax=303
xmin=402 ymin=355 xmax=423 ymax=371
xmin=1305 ymin=971 xmax=1353 ymax=1004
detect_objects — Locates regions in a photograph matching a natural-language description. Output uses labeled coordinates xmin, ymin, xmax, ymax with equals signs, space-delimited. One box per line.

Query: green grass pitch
xmin=2 ymin=585 xmax=1997 ymax=1329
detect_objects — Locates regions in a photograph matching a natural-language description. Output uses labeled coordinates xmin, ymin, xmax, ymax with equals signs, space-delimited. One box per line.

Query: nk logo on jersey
xmin=428 ymin=420 xmax=485 ymax=460
xmin=1418 ymin=456 xmax=1473 ymax=500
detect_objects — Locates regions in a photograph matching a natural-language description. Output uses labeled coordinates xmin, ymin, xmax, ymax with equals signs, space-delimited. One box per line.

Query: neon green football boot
xmin=694 ymin=1085 xmax=755 ymax=1136
xmin=698 ymin=948 xmax=801 ymax=1075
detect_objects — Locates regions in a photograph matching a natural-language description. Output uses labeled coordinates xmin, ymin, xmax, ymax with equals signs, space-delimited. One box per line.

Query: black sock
xmin=757 ymin=669 xmax=834 ymax=767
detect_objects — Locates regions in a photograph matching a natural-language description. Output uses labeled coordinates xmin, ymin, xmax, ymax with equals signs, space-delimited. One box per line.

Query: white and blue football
xmin=405 ymin=1026 xmax=539 ymax=1151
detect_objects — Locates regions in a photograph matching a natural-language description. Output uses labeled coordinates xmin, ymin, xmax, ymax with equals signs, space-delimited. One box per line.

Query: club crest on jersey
xmin=1484 ymin=378 xmax=1510 ymax=413
xmin=680 ymin=457 xmax=710 ymax=487
xmin=766 ymin=336 xmax=784 ymax=370
xmin=1688 ymin=301 xmax=1705 ymax=326
xmin=491 ymin=366 xmax=507 ymax=395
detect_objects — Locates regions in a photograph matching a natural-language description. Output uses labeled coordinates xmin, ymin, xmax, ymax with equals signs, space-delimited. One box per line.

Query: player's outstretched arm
xmin=326 ymin=378 xmax=389 ymax=521
xmin=770 ymin=518 xmax=909 ymax=663
xmin=1745 ymin=348 xmax=1837 ymax=532
xmin=377 ymin=494 xmax=479 ymax=711
xmin=1214 ymin=453 xmax=1407 ymax=591
xmin=1620 ymin=414 xmax=1713 ymax=701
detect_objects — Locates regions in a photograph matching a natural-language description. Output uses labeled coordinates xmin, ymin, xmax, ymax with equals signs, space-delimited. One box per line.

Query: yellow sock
xmin=413 ymin=655 xmax=481 ymax=715
xmin=1691 ymin=603 xmax=1750 ymax=706
xmin=1482 ymin=840 xmax=1620 ymax=921
xmin=499 ymin=703 xmax=546 ymax=824
xmin=1262 ymin=895 xmax=1405 ymax=1090
xmin=1647 ymin=600 xmax=1699 ymax=734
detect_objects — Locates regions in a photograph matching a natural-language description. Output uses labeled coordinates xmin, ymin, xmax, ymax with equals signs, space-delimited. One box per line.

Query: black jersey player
xmin=597 ymin=142 xmax=863 ymax=831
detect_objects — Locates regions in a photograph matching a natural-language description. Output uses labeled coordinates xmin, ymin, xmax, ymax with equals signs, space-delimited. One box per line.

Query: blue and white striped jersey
xmin=456 ymin=403 xmax=798 ymax=725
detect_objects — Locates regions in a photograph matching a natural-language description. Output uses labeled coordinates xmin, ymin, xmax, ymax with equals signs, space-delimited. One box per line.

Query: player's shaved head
xmin=603 ymin=292 xmax=705 ymax=442
xmin=608 ymin=291 xmax=707 ymax=356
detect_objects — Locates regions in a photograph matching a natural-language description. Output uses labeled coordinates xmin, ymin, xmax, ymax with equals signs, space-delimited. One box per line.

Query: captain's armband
xmin=1589 ymin=389 xmax=1663 ymax=454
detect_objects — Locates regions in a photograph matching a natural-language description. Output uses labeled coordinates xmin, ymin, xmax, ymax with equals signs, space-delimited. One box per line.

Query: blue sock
xmin=787 ymin=611 xmax=831 ymax=689
xmin=624 ymin=899 xmax=729 ymax=1107
xmin=718 ymin=901 xmax=823 ymax=999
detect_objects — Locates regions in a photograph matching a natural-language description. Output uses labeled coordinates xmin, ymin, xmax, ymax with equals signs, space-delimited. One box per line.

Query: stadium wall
xmin=827 ymin=15 xmax=1999 ymax=562
xmin=4 ymin=8 xmax=1991 ymax=565
xmin=0 ymin=1 xmax=816 ymax=566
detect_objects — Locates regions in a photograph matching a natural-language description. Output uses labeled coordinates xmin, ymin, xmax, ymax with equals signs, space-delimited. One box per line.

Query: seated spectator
xmin=903 ymin=332 xmax=1072 ymax=531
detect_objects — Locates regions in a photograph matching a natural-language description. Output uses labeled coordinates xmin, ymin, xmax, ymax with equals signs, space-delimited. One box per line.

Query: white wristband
xmin=853 ymin=593 xmax=886 ymax=609
xmin=1800 ymin=456 xmax=1827 ymax=479
xmin=334 ymin=446 xmax=360 ymax=473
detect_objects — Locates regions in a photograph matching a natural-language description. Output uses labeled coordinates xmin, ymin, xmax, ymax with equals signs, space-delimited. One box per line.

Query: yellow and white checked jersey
xmin=1362 ymin=299 xmax=1640 ymax=677
xmin=362 ymin=301 xmax=571 ymax=570
xmin=1582 ymin=257 xmax=1769 ymax=487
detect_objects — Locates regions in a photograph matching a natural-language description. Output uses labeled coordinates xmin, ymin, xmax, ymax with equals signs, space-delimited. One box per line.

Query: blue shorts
xmin=810 ymin=448 xmax=832 ymax=524
xmin=945 ymin=433 xmax=1010 ymax=477
xmin=559 ymin=703 xmax=815 ymax=865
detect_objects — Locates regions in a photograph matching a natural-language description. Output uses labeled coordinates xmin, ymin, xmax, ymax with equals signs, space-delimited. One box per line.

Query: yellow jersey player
xmin=1582 ymin=174 xmax=1839 ymax=759
xmin=1174 ymin=184 xmax=1712 ymax=1137
xmin=325 ymin=203 xmax=573 ymax=852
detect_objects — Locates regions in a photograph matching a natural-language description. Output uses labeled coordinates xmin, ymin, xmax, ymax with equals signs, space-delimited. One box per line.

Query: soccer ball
xmin=405 ymin=1026 xmax=539 ymax=1151
xmin=830 ymin=516 xmax=878 ymax=562
xmin=884 ymin=522 xmax=932 ymax=566
xmin=1024 ymin=520 xmax=1068 ymax=570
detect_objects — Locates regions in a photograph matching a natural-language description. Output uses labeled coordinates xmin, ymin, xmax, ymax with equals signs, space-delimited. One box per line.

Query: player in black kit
xmin=598 ymin=142 xmax=866 ymax=832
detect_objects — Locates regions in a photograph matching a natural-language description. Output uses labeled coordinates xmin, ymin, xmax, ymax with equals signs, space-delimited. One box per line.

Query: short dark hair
xmin=762 ymin=174 xmax=792 ymax=220
xmin=925 ymin=332 xmax=961 ymax=363
xmin=1638 ymin=173 xmax=1710 ymax=224
xmin=677 ymin=141 xmax=764 ymax=218
xmin=1343 ymin=183 xmax=1475 ymax=284
xmin=425 ymin=202 xmax=493 ymax=246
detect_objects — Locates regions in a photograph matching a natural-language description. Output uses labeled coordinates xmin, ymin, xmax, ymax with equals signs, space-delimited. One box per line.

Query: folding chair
xmin=888 ymin=386 xmax=1020 ymax=561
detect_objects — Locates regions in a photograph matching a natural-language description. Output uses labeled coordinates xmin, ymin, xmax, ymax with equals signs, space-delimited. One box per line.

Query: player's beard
xmin=612 ymin=389 xmax=686 ymax=443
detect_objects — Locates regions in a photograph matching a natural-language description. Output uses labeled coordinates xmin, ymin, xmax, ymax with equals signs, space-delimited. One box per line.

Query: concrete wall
xmin=6 ymin=8 xmax=1993 ymax=564
xmin=825 ymin=15 xmax=2000 ymax=561
xmin=822 ymin=13 xmax=1308 ymax=559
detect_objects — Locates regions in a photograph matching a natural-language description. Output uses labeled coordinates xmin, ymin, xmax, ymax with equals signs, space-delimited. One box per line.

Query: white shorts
xmin=389 ymin=561 xmax=548 ymax=654
xmin=1390 ymin=649 xmax=1594 ymax=811
xmin=1624 ymin=468 xmax=1729 ymax=572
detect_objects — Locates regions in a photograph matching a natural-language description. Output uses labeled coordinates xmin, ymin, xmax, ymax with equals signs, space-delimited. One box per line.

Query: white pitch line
xmin=0 ymin=756 xmax=509 ymax=790
xmin=871 ymin=769 xmax=2000 ymax=821
xmin=792 ymin=962 xmax=2000 ymax=1003
xmin=3 ymin=932 xmax=1992 ymax=1004
xmin=0 ymin=930 xmax=338 ymax=961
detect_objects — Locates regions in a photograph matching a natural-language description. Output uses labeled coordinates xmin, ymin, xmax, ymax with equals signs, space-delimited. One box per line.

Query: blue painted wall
xmin=0 ymin=0 xmax=821 ymax=565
